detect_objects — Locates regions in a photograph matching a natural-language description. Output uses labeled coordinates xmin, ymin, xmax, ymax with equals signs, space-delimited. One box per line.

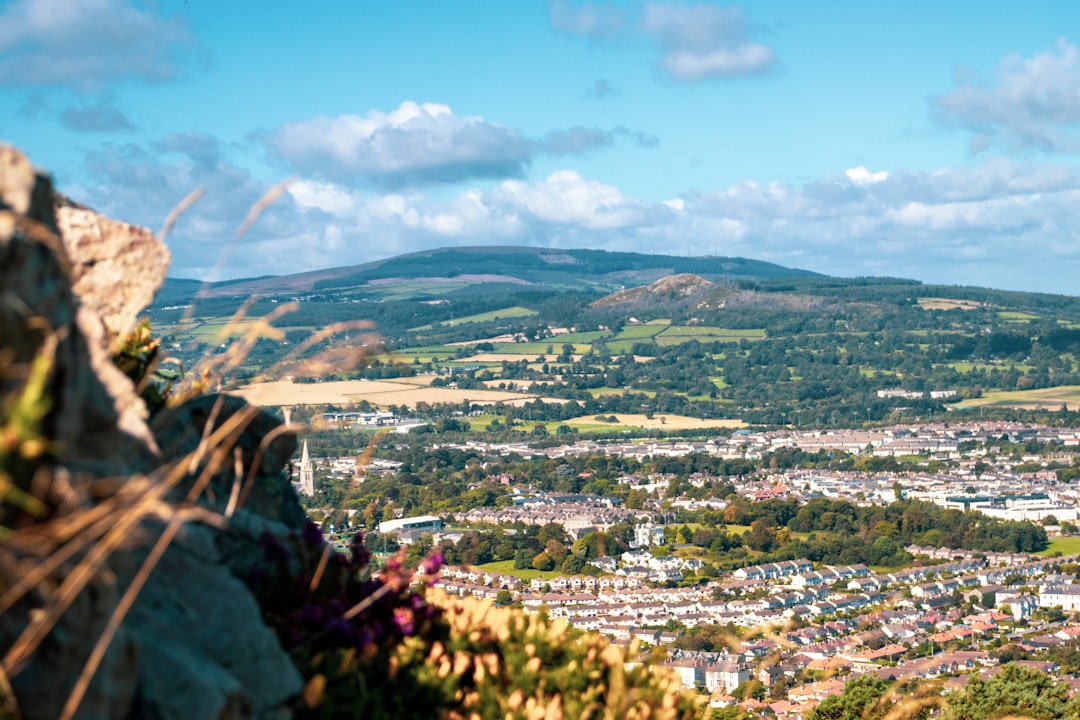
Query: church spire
xmin=299 ymin=440 xmax=314 ymax=496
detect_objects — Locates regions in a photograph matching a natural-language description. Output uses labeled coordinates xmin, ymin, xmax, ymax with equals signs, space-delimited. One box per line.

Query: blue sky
xmin=3 ymin=1 xmax=1080 ymax=294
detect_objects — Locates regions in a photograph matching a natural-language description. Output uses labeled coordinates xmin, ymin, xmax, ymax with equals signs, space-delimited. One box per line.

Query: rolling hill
xmin=165 ymin=246 xmax=824 ymax=300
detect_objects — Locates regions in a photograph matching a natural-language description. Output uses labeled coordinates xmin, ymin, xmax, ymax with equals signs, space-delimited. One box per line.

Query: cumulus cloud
xmin=845 ymin=167 xmax=890 ymax=185
xmin=685 ymin=158 xmax=1080 ymax=290
xmin=67 ymin=131 xmax=1080 ymax=293
xmin=73 ymin=136 xmax=312 ymax=279
xmin=60 ymin=103 xmax=135 ymax=132
xmin=641 ymin=2 xmax=775 ymax=81
xmin=263 ymin=101 xmax=654 ymax=188
xmin=551 ymin=1 xmax=775 ymax=82
xmin=934 ymin=38 xmax=1080 ymax=154
xmin=0 ymin=0 xmax=192 ymax=89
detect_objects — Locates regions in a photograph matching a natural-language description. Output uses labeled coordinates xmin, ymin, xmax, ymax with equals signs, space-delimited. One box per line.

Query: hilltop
xmin=168 ymin=245 xmax=823 ymax=299
xmin=591 ymin=272 xmax=826 ymax=313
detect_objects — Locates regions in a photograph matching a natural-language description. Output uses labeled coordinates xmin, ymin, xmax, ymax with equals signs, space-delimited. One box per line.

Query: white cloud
xmin=934 ymin=38 xmax=1080 ymax=154
xmin=641 ymin=3 xmax=775 ymax=81
xmin=264 ymin=101 xmax=649 ymax=188
xmin=69 ymin=133 xmax=1080 ymax=294
xmin=493 ymin=170 xmax=654 ymax=229
xmin=264 ymin=101 xmax=533 ymax=187
xmin=0 ymin=0 xmax=191 ymax=88
xmin=845 ymin=166 xmax=890 ymax=185
xmin=551 ymin=1 xmax=776 ymax=82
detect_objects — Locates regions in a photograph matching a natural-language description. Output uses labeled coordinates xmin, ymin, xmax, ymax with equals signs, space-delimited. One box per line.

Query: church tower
xmin=299 ymin=440 xmax=314 ymax=497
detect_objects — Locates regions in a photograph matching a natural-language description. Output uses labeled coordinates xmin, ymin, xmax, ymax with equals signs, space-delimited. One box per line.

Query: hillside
xmin=176 ymin=245 xmax=823 ymax=299
xmin=146 ymin=242 xmax=1080 ymax=431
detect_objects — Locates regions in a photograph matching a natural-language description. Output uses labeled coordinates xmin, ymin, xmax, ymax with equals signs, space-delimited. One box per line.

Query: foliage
xmin=245 ymin=523 xmax=697 ymax=718
xmin=0 ymin=337 xmax=53 ymax=529
xmin=400 ymin=592 xmax=702 ymax=720
xmin=244 ymin=522 xmax=445 ymax=718
xmin=112 ymin=320 xmax=179 ymax=413
xmin=810 ymin=675 xmax=892 ymax=720
xmin=946 ymin=664 xmax=1079 ymax=720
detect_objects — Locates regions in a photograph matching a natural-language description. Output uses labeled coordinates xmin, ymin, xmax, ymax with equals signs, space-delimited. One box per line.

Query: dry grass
xmin=566 ymin=413 xmax=744 ymax=430
xmin=1 ymin=394 xmax=263 ymax=719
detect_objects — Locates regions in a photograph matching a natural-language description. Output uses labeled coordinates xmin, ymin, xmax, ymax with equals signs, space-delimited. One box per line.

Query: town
xmin=294 ymin=418 xmax=1080 ymax=717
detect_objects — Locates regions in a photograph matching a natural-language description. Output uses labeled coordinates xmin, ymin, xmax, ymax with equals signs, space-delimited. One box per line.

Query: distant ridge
xmin=169 ymin=246 xmax=824 ymax=299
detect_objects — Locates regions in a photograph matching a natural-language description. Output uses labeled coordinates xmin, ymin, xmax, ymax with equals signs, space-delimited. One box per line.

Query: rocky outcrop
xmin=54 ymin=195 xmax=171 ymax=352
xmin=0 ymin=146 xmax=303 ymax=719
xmin=0 ymin=145 xmax=156 ymax=505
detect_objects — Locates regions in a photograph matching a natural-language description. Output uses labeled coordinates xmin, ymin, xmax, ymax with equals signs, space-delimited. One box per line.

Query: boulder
xmin=0 ymin=145 xmax=303 ymax=719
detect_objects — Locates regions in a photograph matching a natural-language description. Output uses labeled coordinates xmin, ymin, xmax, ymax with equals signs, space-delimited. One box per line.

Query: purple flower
xmin=393 ymin=608 xmax=415 ymax=636
xmin=421 ymin=553 xmax=444 ymax=576
xmin=300 ymin=520 xmax=324 ymax=548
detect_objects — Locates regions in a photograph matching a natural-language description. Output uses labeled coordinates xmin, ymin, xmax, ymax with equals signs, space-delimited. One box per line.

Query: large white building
xmin=378 ymin=515 xmax=443 ymax=535
xmin=1039 ymin=585 xmax=1080 ymax=612
xmin=632 ymin=524 xmax=665 ymax=548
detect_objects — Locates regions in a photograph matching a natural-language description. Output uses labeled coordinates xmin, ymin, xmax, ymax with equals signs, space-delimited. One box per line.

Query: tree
xmin=745 ymin=518 xmax=778 ymax=553
xmin=810 ymin=675 xmax=889 ymax=720
xmin=538 ymin=523 xmax=568 ymax=545
xmin=732 ymin=680 xmax=766 ymax=702
xmin=532 ymin=552 xmax=555 ymax=572
xmin=946 ymin=663 xmax=1075 ymax=720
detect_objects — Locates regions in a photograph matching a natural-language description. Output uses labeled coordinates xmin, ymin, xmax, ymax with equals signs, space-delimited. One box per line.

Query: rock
xmin=54 ymin=196 xmax=170 ymax=352
xmin=151 ymin=393 xmax=304 ymax=528
xmin=121 ymin=523 xmax=303 ymax=719
xmin=0 ymin=146 xmax=157 ymax=514
xmin=2 ymin=579 xmax=139 ymax=720
xmin=0 ymin=145 xmax=304 ymax=719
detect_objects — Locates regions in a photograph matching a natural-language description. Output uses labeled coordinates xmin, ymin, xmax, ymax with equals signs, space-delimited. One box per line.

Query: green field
xmin=476 ymin=559 xmax=565 ymax=581
xmin=611 ymin=325 xmax=666 ymax=340
xmin=180 ymin=318 xmax=289 ymax=341
xmin=411 ymin=305 xmax=537 ymax=330
xmin=365 ymin=280 xmax=474 ymax=301
xmin=604 ymin=340 xmax=640 ymax=354
xmin=956 ymin=385 xmax=1080 ymax=411
xmin=998 ymin=311 xmax=1040 ymax=321
xmin=946 ymin=361 xmax=1033 ymax=373
xmin=587 ymin=387 xmax=657 ymax=398
xmin=493 ymin=341 xmax=593 ymax=355
xmin=1038 ymin=537 xmax=1080 ymax=557
xmin=553 ymin=330 xmax=612 ymax=344
xmin=654 ymin=326 xmax=766 ymax=345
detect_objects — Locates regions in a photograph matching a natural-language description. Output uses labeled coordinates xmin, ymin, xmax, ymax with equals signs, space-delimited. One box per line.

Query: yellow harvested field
xmin=917 ymin=298 xmax=983 ymax=311
xmin=566 ymin=413 xmax=744 ymax=430
xmin=501 ymin=397 xmax=571 ymax=407
xmin=227 ymin=378 xmax=562 ymax=409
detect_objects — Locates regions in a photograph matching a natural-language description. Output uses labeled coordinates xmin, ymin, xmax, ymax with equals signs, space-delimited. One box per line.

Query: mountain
xmin=171 ymin=246 xmax=824 ymax=300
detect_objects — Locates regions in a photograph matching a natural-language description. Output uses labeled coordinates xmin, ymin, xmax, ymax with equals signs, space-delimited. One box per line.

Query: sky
xmin=3 ymin=1 xmax=1080 ymax=294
